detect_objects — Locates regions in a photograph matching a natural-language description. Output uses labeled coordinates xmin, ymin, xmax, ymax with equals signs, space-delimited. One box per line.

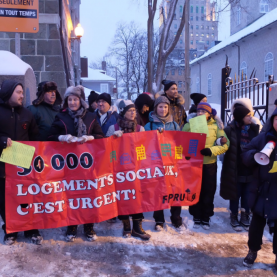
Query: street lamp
xmin=69 ymin=23 xmax=84 ymax=42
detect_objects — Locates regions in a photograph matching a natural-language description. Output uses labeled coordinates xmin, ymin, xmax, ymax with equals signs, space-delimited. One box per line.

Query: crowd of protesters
xmin=0 ymin=78 xmax=277 ymax=271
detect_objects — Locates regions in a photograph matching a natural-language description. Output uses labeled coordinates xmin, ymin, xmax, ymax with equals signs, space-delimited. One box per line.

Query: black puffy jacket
xmin=220 ymin=120 xmax=259 ymax=200
xmin=0 ymin=80 xmax=39 ymax=177
xmin=48 ymin=109 xmax=104 ymax=141
xmin=241 ymin=109 xmax=277 ymax=220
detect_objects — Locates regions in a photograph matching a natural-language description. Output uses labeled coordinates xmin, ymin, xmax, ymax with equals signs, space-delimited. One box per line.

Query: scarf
xmin=117 ymin=118 xmax=137 ymax=133
xmin=152 ymin=112 xmax=173 ymax=124
xmin=236 ymin=121 xmax=250 ymax=149
xmin=67 ymin=107 xmax=87 ymax=137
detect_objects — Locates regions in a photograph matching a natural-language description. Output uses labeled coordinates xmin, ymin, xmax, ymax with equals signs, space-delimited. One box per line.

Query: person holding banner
xmin=183 ymin=103 xmax=229 ymax=230
xmin=144 ymin=96 xmax=180 ymax=231
xmin=48 ymin=86 xmax=104 ymax=242
xmin=106 ymin=99 xmax=151 ymax=240
xmin=241 ymin=109 xmax=277 ymax=269
xmin=0 ymin=80 xmax=41 ymax=245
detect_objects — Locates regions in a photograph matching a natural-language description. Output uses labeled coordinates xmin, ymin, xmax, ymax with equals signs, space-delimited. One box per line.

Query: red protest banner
xmin=5 ymin=131 xmax=205 ymax=233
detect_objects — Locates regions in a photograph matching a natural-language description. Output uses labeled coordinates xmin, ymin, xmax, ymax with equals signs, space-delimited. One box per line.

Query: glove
xmin=215 ymin=136 xmax=227 ymax=146
xmin=113 ymin=130 xmax=123 ymax=137
xmin=58 ymin=134 xmax=78 ymax=143
xmin=157 ymin=127 xmax=164 ymax=133
xmin=200 ymin=148 xmax=212 ymax=157
xmin=77 ymin=135 xmax=94 ymax=143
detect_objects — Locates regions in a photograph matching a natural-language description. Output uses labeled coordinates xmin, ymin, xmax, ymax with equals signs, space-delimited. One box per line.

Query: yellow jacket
xmin=183 ymin=115 xmax=229 ymax=164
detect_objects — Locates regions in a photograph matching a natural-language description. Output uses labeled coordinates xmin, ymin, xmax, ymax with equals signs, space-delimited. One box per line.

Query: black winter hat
xmin=134 ymin=93 xmax=154 ymax=111
xmin=233 ymin=106 xmax=251 ymax=122
xmin=162 ymin=79 xmax=177 ymax=92
xmin=97 ymin=92 xmax=111 ymax=106
xmin=274 ymin=99 xmax=277 ymax=105
xmin=0 ymin=80 xmax=23 ymax=102
xmin=190 ymin=93 xmax=207 ymax=106
xmin=88 ymin=91 xmax=99 ymax=106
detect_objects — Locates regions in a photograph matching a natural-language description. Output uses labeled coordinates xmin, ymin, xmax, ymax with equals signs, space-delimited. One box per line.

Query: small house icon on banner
xmin=151 ymin=150 xmax=161 ymax=160
xmin=120 ymin=153 xmax=131 ymax=165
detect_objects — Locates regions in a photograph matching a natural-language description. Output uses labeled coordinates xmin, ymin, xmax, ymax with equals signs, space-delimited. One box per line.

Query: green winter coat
xmin=182 ymin=114 xmax=230 ymax=164
xmin=27 ymin=102 xmax=60 ymax=141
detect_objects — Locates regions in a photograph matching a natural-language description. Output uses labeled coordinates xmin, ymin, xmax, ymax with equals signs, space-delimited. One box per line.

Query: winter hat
xmin=0 ymin=80 xmax=23 ymax=102
xmin=63 ymin=86 xmax=89 ymax=109
xmin=274 ymin=99 xmax=277 ymax=105
xmin=97 ymin=92 xmax=111 ymax=106
xmin=33 ymin=81 xmax=62 ymax=106
xmin=135 ymin=93 xmax=154 ymax=111
xmin=154 ymin=96 xmax=170 ymax=108
xmin=190 ymin=93 xmax=207 ymax=106
xmin=88 ymin=91 xmax=98 ymax=106
xmin=76 ymin=85 xmax=86 ymax=101
xmin=118 ymin=99 xmax=135 ymax=117
xmin=233 ymin=106 xmax=251 ymax=122
xmin=197 ymin=102 xmax=212 ymax=114
xmin=161 ymin=79 xmax=177 ymax=92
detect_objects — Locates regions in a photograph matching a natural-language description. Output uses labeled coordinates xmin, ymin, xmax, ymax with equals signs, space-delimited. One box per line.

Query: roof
xmin=190 ymin=7 xmax=277 ymax=65
xmin=0 ymin=50 xmax=32 ymax=75
xmin=81 ymin=68 xmax=116 ymax=82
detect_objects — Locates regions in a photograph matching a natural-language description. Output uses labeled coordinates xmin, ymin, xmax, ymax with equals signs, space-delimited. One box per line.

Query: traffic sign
xmin=0 ymin=0 xmax=39 ymax=33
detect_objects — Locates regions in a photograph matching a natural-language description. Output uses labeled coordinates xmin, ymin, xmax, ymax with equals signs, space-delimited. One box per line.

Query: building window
xmin=237 ymin=7 xmax=241 ymax=26
xmin=206 ymin=41 xmax=209 ymax=45
xmin=174 ymin=32 xmax=177 ymax=36
xmin=174 ymin=24 xmax=177 ymax=29
xmin=201 ymin=25 xmax=204 ymax=29
xmin=208 ymin=74 xmax=212 ymax=96
xmin=171 ymin=69 xmax=175 ymax=75
xmin=260 ymin=0 xmax=269 ymax=13
xmin=165 ymin=69 xmax=169 ymax=75
xmin=196 ymin=6 xmax=199 ymax=13
xmin=196 ymin=40 xmax=199 ymax=44
xmin=265 ymin=52 xmax=274 ymax=81
xmin=196 ymin=16 xmax=199 ymax=21
xmin=211 ymin=33 xmax=214 ymax=37
xmin=179 ymin=69 xmax=183 ymax=75
xmin=196 ymin=33 xmax=199 ymax=37
xmin=174 ymin=13 xmax=177 ymax=19
xmin=100 ymin=84 xmax=109 ymax=93
xmin=191 ymin=33 xmax=193 ymax=37
xmin=196 ymin=77 xmax=200 ymax=93
xmin=178 ymin=91 xmax=182 ymax=94
xmin=201 ymin=6 xmax=204 ymax=14
xmin=180 ymin=5 xmax=183 ymax=13
xmin=179 ymin=52 xmax=185 ymax=59
xmin=191 ymin=25 xmax=193 ymax=30
xmin=240 ymin=61 xmax=247 ymax=79
xmin=196 ymin=25 xmax=199 ymax=29
xmin=180 ymin=39 xmax=183 ymax=44
xmin=190 ymin=6 xmax=193 ymax=13
xmin=201 ymin=33 xmax=204 ymax=37
xmin=190 ymin=16 xmax=193 ymax=21
xmin=178 ymin=81 xmax=182 ymax=87
xmin=201 ymin=16 xmax=205 ymax=21
xmin=206 ymin=34 xmax=209 ymax=38
xmin=211 ymin=26 xmax=214 ymax=30
xmin=190 ymin=40 xmax=193 ymax=45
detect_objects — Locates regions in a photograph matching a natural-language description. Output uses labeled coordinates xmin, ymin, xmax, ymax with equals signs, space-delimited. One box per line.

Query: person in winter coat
xmin=88 ymin=91 xmax=98 ymax=113
xmin=96 ymin=93 xmax=119 ymax=135
xmin=48 ymin=86 xmax=104 ymax=242
xmin=27 ymin=81 xmax=62 ymax=141
xmin=144 ymin=96 xmax=180 ymax=230
xmin=135 ymin=93 xmax=154 ymax=126
xmin=189 ymin=93 xmax=207 ymax=114
xmin=183 ymin=103 xmax=229 ymax=229
xmin=106 ymin=100 xmax=150 ymax=240
xmin=155 ymin=80 xmax=187 ymax=129
xmin=220 ymin=106 xmax=259 ymax=232
xmin=0 ymin=80 xmax=42 ymax=245
xmin=231 ymin=98 xmax=263 ymax=131
xmin=241 ymin=109 xmax=277 ymax=269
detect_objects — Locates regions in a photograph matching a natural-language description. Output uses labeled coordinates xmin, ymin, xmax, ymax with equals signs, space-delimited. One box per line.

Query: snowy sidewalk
xmin=0 ymin=162 xmax=276 ymax=277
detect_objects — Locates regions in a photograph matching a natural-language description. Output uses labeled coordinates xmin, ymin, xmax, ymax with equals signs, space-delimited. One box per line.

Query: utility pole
xmin=184 ymin=0 xmax=191 ymax=110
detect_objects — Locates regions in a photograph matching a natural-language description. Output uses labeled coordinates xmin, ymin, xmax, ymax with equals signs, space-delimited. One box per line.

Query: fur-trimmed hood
xmin=187 ymin=112 xmax=224 ymax=130
xmin=231 ymin=98 xmax=263 ymax=131
xmin=154 ymin=91 xmax=185 ymax=106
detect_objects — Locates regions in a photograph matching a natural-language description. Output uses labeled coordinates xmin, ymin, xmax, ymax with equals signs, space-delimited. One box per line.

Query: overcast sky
xmin=80 ymin=0 xmax=230 ymax=64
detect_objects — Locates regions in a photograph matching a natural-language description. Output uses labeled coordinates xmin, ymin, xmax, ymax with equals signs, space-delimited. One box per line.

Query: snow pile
xmin=82 ymin=68 xmax=115 ymax=82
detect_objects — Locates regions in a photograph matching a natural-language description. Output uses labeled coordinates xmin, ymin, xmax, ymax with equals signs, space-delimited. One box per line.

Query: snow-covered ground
xmin=0 ymin=162 xmax=276 ymax=276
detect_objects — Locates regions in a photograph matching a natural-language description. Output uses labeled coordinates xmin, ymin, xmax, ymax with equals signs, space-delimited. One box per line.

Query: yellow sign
xmin=0 ymin=0 xmax=39 ymax=33
xmin=0 ymin=141 xmax=35 ymax=169
xmin=189 ymin=115 xmax=209 ymax=137
xmin=269 ymin=161 xmax=277 ymax=173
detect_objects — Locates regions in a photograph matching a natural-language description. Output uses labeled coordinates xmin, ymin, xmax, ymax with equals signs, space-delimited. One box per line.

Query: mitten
xmin=113 ymin=130 xmax=123 ymax=137
xmin=215 ymin=136 xmax=227 ymax=146
xmin=200 ymin=148 xmax=212 ymax=156
xmin=77 ymin=135 xmax=94 ymax=143
xmin=58 ymin=134 xmax=78 ymax=143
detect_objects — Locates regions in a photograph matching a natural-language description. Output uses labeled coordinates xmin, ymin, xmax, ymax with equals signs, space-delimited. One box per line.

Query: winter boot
xmin=171 ymin=216 xmax=185 ymax=230
xmin=193 ymin=218 xmax=201 ymax=229
xmin=155 ymin=223 xmax=164 ymax=231
xmin=84 ymin=223 xmax=97 ymax=241
xmin=240 ymin=211 xmax=250 ymax=231
xmin=201 ymin=218 xmax=210 ymax=230
xmin=24 ymin=229 xmax=43 ymax=245
xmin=122 ymin=219 xmax=131 ymax=238
xmin=4 ymin=232 xmax=17 ymax=246
xmin=107 ymin=217 xmax=117 ymax=223
xmin=230 ymin=213 xmax=243 ymax=232
xmin=243 ymin=249 xmax=257 ymax=267
xmin=66 ymin=225 xmax=78 ymax=242
xmin=132 ymin=219 xmax=151 ymax=240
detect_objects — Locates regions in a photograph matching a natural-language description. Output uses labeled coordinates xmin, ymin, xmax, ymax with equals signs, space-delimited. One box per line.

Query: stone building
xmin=0 ymin=0 xmax=82 ymax=96
xmin=190 ymin=7 xmax=277 ymax=111
xmin=160 ymin=0 xmax=219 ymax=96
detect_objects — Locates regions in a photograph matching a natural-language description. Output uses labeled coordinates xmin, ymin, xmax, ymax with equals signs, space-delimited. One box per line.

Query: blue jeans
xmin=229 ymin=181 xmax=251 ymax=215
